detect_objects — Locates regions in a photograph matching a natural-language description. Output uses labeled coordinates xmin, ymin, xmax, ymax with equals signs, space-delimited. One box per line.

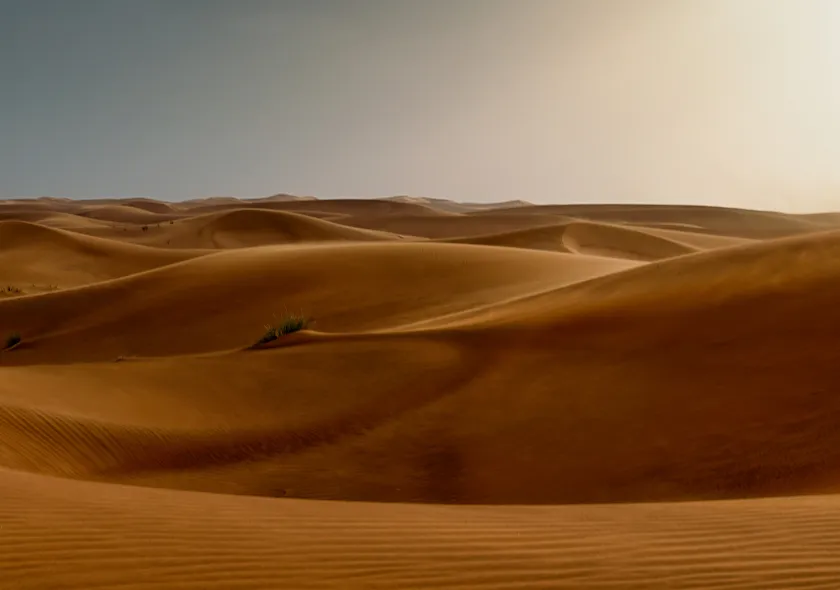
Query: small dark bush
xmin=4 ymin=332 xmax=21 ymax=350
xmin=256 ymin=313 xmax=310 ymax=345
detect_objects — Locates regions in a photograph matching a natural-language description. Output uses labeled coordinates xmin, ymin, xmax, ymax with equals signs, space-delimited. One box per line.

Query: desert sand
xmin=1 ymin=195 xmax=840 ymax=589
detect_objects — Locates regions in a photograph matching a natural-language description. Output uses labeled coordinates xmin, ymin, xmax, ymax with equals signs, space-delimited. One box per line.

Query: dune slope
xmin=443 ymin=220 xmax=699 ymax=260
xmin=0 ymin=242 xmax=636 ymax=364
xmin=2 ymin=233 xmax=840 ymax=505
xmin=0 ymin=220 xmax=204 ymax=288
xmin=133 ymin=208 xmax=403 ymax=248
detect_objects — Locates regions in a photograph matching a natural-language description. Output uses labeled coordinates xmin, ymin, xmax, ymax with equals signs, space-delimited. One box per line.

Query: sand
xmin=2 ymin=196 xmax=840 ymax=588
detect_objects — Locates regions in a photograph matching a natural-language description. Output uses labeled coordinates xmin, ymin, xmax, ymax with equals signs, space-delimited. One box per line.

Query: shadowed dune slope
xmin=132 ymin=208 xmax=404 ymax=248
xmin=6 ymin=469 xmax=840 ymax=590
xmin=0 ymin=242 xmax=636 ymax=364
xmin=0 ymin=220 xmax=204 ymax=287
xmin=2 ymin=233 xmax=840 ymax=504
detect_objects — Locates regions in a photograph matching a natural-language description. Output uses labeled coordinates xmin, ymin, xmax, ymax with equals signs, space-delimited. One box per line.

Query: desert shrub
xmin=256 ymin=313 xmax=310 ymax=345
xmin=4 ymin=332 xmax=21 ymax=350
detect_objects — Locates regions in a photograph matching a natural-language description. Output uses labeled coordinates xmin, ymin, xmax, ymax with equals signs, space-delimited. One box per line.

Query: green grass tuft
xmin=256 ymin=313 xmax=310 ymax=345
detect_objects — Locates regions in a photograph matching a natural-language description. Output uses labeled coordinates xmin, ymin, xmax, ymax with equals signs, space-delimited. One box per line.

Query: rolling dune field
xmin=1 ymin=196 xmax=840 ymax=589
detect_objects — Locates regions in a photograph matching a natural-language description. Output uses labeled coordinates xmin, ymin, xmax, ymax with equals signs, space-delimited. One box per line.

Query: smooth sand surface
xmin=2 ymin=196 xmax=840 ymax=588
xmin=130 ymin=208 xmax=406 ymax=248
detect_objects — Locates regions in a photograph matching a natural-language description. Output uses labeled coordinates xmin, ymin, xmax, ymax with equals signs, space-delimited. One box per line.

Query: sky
xmin=2 ymin=0 xmax=840 ymax=212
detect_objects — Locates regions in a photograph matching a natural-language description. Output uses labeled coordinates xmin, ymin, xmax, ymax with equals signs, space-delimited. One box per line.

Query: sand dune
xmin=4 ymin=197 xmax=840 ymax=588
xmin=340 ymin=212 xmax=574 ymax=239
xmin=474 ymin=203 xmax=825 ymax=239
xmin=796 ymin=211 xmax=840 ymax=226
xmin=129 ymin=208 xmax=404 ymax=249
xmin=561 ymin=221 xmax=696 ymax=260
xmin=75 ymin=204 xmax=179 ymax=224
xmin=443 ymin=220 xmax=699 ymax=260
xmin=384 ymin=195 xmax=534 ymax=214
xmin=71 ymin=197 xmax=181 ymax=215
xmin=185 ymin=197 xmax=451 ymax=217
xmin=631 ymin=224 xmax=754 ymax=250
xmin=2 ymin=231 xmax=840 ymax=504
xmin=0 ymin=208 xmax=113 ymax=230
xmin=0 ymin=220 xmax=202 ymax=289
xmin=443 ymin=223 xmax=574 ymax=252
xmin=0 ymin=242 xmax=636 ymax=364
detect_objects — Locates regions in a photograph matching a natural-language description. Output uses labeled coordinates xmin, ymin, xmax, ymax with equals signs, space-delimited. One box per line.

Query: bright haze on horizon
xmin=2 ymin=0 xmax=839 ymax=212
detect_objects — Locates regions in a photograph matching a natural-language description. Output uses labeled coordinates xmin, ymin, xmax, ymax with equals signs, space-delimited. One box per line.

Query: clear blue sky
xmin=2 ymin=0 xmax=840 ymax=211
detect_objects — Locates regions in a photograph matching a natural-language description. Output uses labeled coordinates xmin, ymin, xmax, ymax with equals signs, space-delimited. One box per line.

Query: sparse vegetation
xmin=3 ymin=286 xmax=21 ymax=295
xmin=4 ymin=332 xmax=21 ymax=350
xmin=256 ymin=313 xmax=311 ymax=345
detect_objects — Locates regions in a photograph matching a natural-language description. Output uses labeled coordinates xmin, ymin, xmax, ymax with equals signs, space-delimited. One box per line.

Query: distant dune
xmin=72 ymin=197 xmax=181 ymax=215
xmin=181 ymin=197 xmax=453 ymax=218
xmin=340 ymin=212 xmax=574 ymax=239
xmin=76 ymin=204 xmax=179 ymax=224
xmin=131 ymin=208 xmax=404 ymax=249
xmin=2 ymin=195 xmax=840 ymax=589
xmin=443 ymin=220 xmax=700 ymax=260
xmin=474 ymin=203 xmax=831 ymax=239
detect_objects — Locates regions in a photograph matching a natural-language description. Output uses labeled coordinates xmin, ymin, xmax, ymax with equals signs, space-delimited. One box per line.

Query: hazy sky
xmin=2 ymin=0 xmax=840 ymax=211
